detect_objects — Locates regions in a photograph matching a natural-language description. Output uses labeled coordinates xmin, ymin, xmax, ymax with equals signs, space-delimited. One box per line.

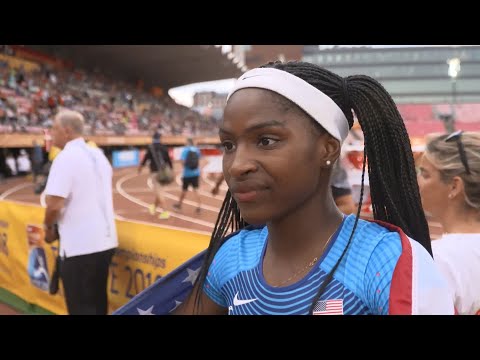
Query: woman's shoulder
xmin=334 ymin=215 xmax=409 ymax=274
xmin=341 ymin=215 xmax=402 ymax=252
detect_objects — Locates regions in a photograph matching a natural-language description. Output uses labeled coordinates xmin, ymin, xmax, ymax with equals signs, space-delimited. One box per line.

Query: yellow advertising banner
xmin=0 ymin=201 xmax=210 ymax=314
xmin=108 ymin=220 xmax=210 ymax=313
xmin=0 ymin=201 xmax=66 ymax=314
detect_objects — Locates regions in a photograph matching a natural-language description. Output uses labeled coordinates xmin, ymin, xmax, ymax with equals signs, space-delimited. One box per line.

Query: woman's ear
xmin=318 ymin=135 xmax=341 ymax=167
xmin=448 ymin=176 xmax=465 ymax=200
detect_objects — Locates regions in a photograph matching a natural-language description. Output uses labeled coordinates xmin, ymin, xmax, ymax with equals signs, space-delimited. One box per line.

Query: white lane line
xmin=116 ymin=173 xmax=215 ymax=229
xmin=113 ymin=188 xmax=153 ymax=194
xmin=147 ymin=176 xmax=220 ymax=212
xmin=115 ymin=213 xmax=212 ymax=236
xmin=0 ymin=183 xmax=33 ymax=200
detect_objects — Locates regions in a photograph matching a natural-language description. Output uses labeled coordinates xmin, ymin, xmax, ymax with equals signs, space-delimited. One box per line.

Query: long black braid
xmin=193 ymin=60 xmax=431 ymax=314
xmin=193 ymin=191 xmax=246 ymax=312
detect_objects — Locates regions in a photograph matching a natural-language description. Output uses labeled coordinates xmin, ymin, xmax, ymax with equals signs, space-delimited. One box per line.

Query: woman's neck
xmin=440 ymin=206 xmax=480 ymax=234
xmin=266 ymin=191 xmax=344 ymax=258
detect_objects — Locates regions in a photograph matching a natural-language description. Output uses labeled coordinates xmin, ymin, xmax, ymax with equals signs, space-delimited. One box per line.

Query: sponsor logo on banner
xmin=26 ymin=224 xmax=50 ymax=292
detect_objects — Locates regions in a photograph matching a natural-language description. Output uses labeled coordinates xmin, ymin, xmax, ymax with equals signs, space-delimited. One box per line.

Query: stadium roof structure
xmin=26 ymin=45 xmax=243 ymax=90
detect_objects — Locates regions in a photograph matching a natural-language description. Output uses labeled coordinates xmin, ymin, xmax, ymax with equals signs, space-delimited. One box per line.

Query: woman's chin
xmin=239 ymin=211 xmax=269 ymax=227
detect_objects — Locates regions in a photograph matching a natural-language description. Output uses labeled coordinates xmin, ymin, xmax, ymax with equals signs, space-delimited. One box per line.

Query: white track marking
xmin=116 ymin=173 xmax=215 ymax=229
xmin=113 ymin=188 xmax=153 ymax=194
xmin=0 ymin=183 xmax=33 ymax=200
xmin=146 ymin=177 xmax=220 ymax=212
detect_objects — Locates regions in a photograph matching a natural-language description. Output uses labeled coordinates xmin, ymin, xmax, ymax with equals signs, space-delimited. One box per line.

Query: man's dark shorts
xmin=182 ymin=176 xmax=199 ymax=191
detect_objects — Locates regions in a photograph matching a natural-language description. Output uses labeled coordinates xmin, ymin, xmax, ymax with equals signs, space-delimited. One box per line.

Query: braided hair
xmin=193 ymin=60 xmax=431 ymax=314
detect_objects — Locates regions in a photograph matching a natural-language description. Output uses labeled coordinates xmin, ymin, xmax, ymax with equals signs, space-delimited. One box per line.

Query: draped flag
xmin=112 ymin=250 xmax=206 ymax=315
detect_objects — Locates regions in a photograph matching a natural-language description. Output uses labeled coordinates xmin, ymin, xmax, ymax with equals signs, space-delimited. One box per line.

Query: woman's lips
xmin=233 ymin=190 xmax=259 ymax=202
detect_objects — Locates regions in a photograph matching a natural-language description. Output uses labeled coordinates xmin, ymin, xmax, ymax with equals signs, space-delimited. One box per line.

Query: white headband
xmin=227 ymin=68 xmax=350 ymax=143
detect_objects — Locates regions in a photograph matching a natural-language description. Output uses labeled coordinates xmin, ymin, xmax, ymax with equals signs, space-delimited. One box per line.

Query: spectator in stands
xmin=138 ymin=132 xmax=173 ymax=220
xmin=16 ymin=149 xmax=31 ymax=176
xmin=4 ymin=46 xmax=14 ymax=56
xmin=43 ymin=110 xmax=118 ymax=315
xmin=418 ymin=131 xmax=480 ymax=315
xmin=0 ymin=56 xmax=221 ymax=137
xmin=173 ymin=138 xmax=201 ymax=213
xmin=176 ymin=61 xmax=453 ymax=315
xmin=16 ymin=66 xmax=25 ymax=86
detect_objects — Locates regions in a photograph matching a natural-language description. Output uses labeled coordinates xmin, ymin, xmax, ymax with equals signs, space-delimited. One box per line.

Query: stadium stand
xmin=0 ymin=48 xmax=221 ymax=139
xmin=397 ymin=103 xmax=480 ymax=136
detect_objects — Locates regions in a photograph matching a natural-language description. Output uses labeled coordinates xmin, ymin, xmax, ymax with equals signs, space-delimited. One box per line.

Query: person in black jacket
xmin=138 ymin=132 xmax=173 ymax=220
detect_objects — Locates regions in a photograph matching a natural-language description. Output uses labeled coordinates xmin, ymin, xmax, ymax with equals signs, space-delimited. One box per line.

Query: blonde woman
xmin=418 ymin=131 xmax=480 ymax=315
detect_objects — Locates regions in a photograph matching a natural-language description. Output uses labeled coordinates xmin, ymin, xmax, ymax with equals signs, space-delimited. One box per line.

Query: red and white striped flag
xmin=313 ymin=299 xmax=344 ymax=315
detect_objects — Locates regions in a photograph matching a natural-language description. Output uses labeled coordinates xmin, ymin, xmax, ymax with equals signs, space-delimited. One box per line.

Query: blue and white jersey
xmin=204 ymin=215 xmax=454 ymax=315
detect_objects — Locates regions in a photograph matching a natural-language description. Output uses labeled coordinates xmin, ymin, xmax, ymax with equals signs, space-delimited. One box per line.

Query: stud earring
xmin=326 ymin=160 xmax=331 ymax=166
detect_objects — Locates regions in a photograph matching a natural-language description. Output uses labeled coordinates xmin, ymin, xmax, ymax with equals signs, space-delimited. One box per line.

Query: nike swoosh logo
xmin=233 ymin=292 xmax=257 ymax=306
xmin=241 ymin=75 xmax=262 ymax=80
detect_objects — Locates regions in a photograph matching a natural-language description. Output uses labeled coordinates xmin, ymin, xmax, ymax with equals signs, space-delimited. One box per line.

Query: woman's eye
xmin=418 ymin=169 xmax=428 ymax=178
xmin=259 ymin=138 xmax=278 ymax=147
xmin=222 ymin=141 xmax=235 ymax=152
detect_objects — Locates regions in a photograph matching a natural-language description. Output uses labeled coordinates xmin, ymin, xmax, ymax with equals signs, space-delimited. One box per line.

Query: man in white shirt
xmin=43 ymin=110 xmax=118 ymax=315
